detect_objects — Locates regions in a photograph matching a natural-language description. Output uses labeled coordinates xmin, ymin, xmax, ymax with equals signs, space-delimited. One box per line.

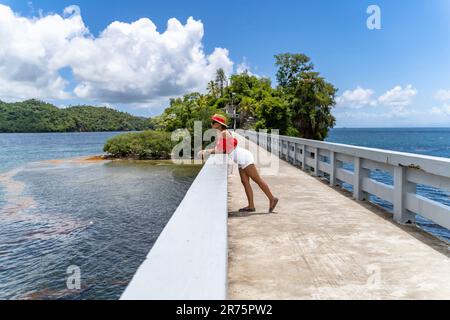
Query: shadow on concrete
xmin=228 ymin=211 xmax=278 ymax=218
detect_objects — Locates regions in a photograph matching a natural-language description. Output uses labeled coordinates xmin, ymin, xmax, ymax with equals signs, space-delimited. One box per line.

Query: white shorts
xmin=230 ymin=147 xmax=255 ymax=170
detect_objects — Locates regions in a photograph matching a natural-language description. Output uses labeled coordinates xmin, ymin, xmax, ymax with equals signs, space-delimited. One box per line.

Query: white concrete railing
xmin=121 ymin=155 xmax=228 ymax=300
xmin=237 ymin=129 xmax=450 ymax=230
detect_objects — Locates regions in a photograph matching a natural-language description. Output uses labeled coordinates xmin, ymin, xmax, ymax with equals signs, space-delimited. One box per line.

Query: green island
xmin=103 ymin=131 xmax=175 ymax=160
xmin=0 ymin=99 xmax=154 ymax=133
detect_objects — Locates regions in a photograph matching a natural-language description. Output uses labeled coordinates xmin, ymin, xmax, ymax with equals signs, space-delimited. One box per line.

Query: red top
xmin=216 ymin=136 xmax=238 ymax=154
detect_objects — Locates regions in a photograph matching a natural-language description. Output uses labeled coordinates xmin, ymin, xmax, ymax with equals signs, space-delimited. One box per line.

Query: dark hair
xmin=212 ymin=121 xmax=227 ymax=130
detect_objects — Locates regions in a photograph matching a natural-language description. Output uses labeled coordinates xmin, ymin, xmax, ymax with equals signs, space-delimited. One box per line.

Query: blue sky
xmin=1 ymin=0 xmax=450 ymax=127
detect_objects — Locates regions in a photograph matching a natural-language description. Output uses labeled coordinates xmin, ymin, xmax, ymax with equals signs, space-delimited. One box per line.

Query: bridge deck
xmin=227 ymin=134 xmax=450 ymax=300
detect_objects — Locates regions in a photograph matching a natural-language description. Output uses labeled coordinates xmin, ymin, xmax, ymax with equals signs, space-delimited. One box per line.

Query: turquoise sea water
xmin=327 ymin=128 xmax=450 ymax=243
xmin=0 ymin=132 xmax=201 ymax=299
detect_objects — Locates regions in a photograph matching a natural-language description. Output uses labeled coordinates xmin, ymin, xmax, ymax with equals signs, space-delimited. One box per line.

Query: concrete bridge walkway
xmin=227 ymin=134 xmax=450 ymax=300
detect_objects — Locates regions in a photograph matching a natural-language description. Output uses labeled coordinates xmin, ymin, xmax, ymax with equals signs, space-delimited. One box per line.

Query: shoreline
xmin=0 ymin=127 xmax=450 ymax=134
xmin=42 ymin=155 xmax=203 ymax=166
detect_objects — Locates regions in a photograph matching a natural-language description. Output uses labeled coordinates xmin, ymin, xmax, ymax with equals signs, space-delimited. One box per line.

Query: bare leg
xmin=239 ymin=168 xmax=255 ymax=209
xmin=243 ymin=164 xmax=277 ymax=208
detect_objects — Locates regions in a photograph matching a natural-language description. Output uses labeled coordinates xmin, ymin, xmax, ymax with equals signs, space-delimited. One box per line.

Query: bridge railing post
xmin=353 ymin=157 xmax=370 ymax=201
xmin=286 ymin=141 xmax=290 ymax=162
xmin=269 ymin=134 xmax=272 ymax=153
xmin=393 ymin=166 xmax=416 ymax=224
xmin=288 ymin=142 xmax=295 ymax=165
xmin=300 ymin=145 xmax=306 ymax=171
xmin=293 ymin=143 xmax=298 ymax=166
xmin=279 ymin=139 xmax=282 ymax=158
xmin=330 ymin=151 xmax=336 ymax=186
xmin=313 ymin=148 xmax=320 ymax=176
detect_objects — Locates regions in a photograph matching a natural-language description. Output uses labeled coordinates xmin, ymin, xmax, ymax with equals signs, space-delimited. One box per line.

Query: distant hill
xmin=0 ymin=99 xmax=154 ymax=133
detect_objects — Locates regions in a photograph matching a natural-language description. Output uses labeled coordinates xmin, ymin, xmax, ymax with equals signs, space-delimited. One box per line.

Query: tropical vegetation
xmin=0 ymin=99 xmax=153 ymax=133
xmin=154 ymin=53 xmax=337 ymax=140
xmin=103 ymin=130 xmax=175 ymax=159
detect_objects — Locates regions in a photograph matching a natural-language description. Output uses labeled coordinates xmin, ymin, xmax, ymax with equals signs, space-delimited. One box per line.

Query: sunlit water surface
xmin=0 ymin=133 xmax=201 ymax=299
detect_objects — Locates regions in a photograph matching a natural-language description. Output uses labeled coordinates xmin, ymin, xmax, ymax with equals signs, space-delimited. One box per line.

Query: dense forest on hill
xmin=0 ymin=99 xmax=153 ymax=133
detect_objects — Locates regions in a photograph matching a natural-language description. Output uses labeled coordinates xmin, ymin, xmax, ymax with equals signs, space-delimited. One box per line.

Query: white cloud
xmin=0 ymin=4 xmax=86 ymax=101
xmin=63 ymin=5 xmax=81 ymax=17
xmin=0 ymin=4 xmax=234 ymax=106
xmin=430 ymin=90 xmax=450 ymax=117
xmin=335 ymin=108 xmax=417 ymax=121
xmin=431 ymin=105 xmax=450 ymax=116
xmin=335 ymin=85 xmax=420 ymax=122
xmin=236 ymin=57 xmax=254 ymax=75
xmin=378 ymin=85 xmax=417 ymax=108
xmin=336 ymin=86 xmax=376 ymax=108
xmin=434 ymin=89 xmax=450 ymax=101
xmin=337 ymin=85 xmax=418 ymax=111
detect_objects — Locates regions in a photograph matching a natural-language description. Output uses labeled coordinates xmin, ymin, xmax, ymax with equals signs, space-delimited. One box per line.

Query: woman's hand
xmin=197 ymin=150 xmax=206 ymax=159
xmin=198 ymin=149 xmax=215 ymax=159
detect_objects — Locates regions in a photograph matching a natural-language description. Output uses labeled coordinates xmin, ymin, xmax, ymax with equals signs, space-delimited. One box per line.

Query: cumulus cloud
xmin=0 ymin=4 xmax=86 ymax=101
xmin=429 ymin=89 xmax=450 ymax=117
xmin=336 ymin=86 xmax=376 ymax=108
xmin=0 ymin=4 xmax=234 ymax=105
xmin=335 ymin=108 xmax=416 ymax=120
xmin=236 ymin=57 xmax=254 ymax=75
xmin=378 ymin=85 xmax=417 ymax=108
xmin=434 ymin=89 xmax=450 ymax=101
xmin=63 ymin=5 xmax=81 ymax=17
xmin=337 ymin=85 xmax=418 ymax=110
xmin=431 ymin=105 xmax=450 ymax=116
xmin=335 ymin=84 xmax=420 ymax=122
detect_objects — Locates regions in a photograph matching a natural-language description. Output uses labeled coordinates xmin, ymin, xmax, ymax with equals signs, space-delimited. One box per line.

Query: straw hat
xmin=211 ymin=114 xmax=228 ymax=128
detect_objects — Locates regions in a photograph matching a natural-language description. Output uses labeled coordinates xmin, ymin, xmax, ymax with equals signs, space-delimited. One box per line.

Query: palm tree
xmin=215 ymin=68 xmax=228 ymax=97
xmin=207 ymin=81 xmax=218 ymax=98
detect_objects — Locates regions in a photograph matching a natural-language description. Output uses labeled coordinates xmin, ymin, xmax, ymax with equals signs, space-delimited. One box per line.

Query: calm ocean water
xmin=327 ymin=128 xmax=450 ymax=243
xmin=0 ymin=132 xmax=201 ymax=300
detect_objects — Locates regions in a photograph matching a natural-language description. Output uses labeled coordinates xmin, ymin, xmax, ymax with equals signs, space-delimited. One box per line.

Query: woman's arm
xmin=200 ymin=148 xmax=216 ymax=156
xmin=198 ymin=131 xmax=229 ymax=158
